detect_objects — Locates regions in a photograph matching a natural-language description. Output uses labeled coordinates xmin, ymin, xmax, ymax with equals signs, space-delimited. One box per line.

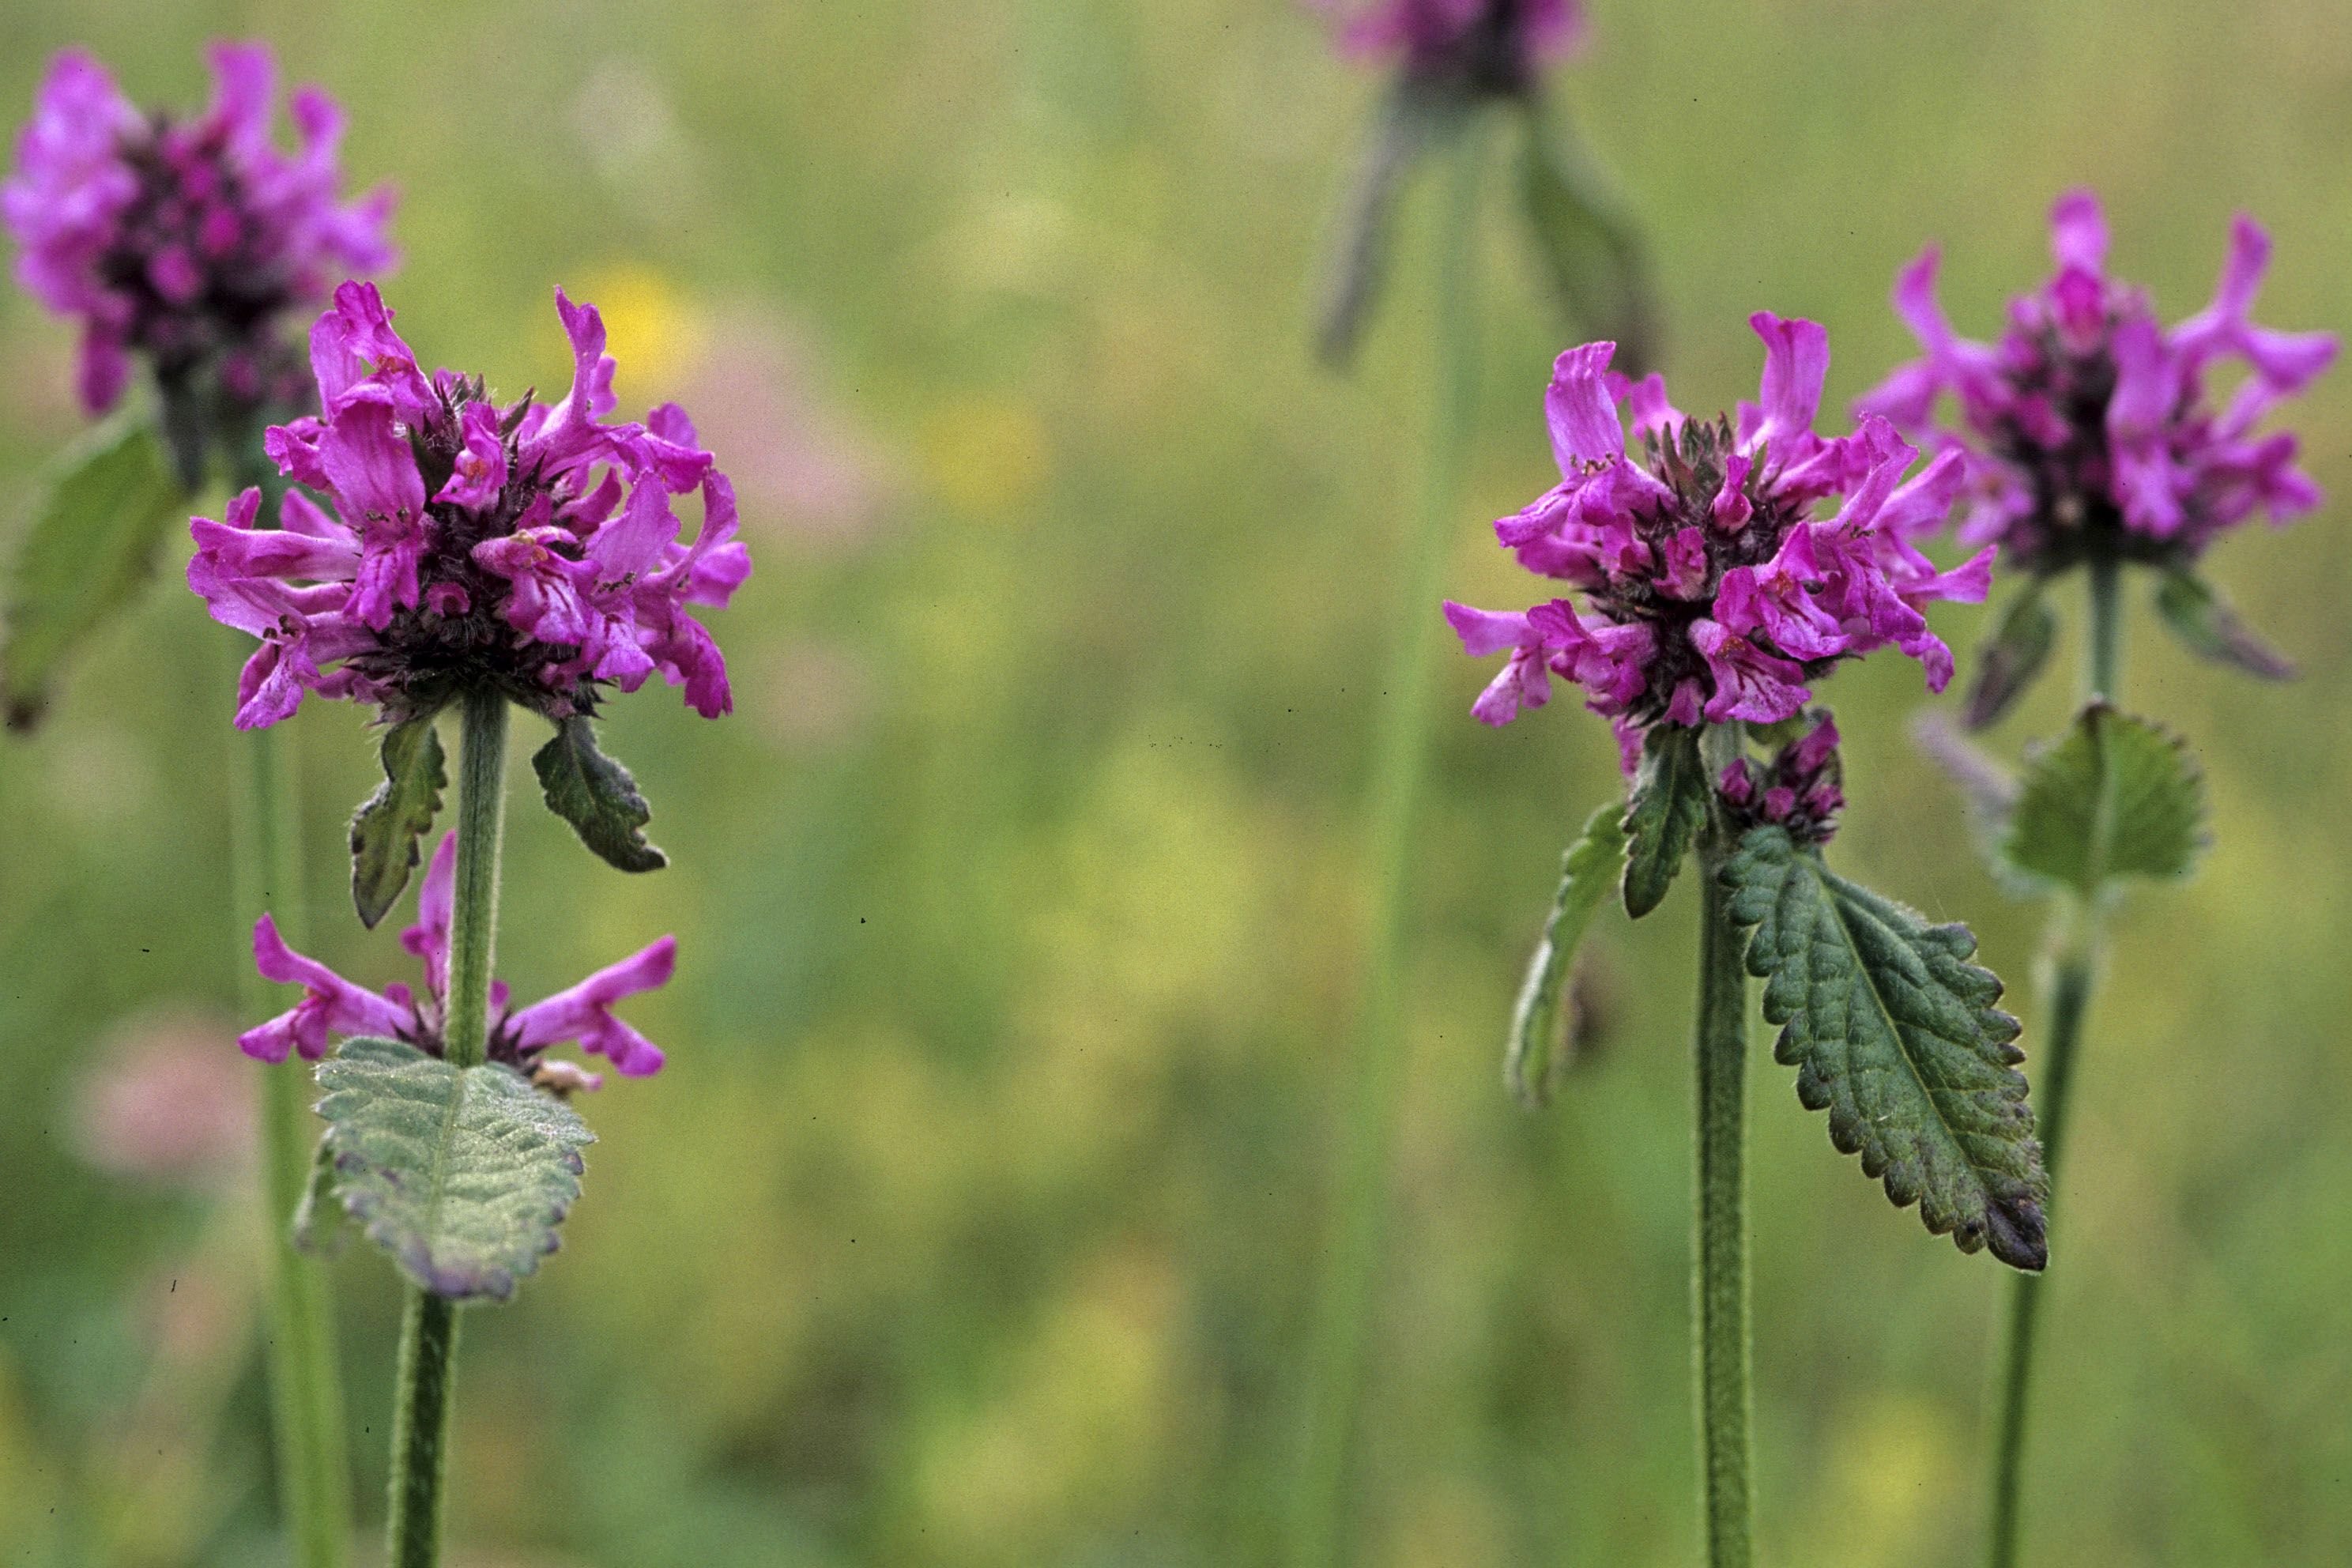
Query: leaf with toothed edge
xmin=2153 ymin=568 xmax=2295 ymax=681
xmin=314 ymin=1036 xmax=595 ymax=1302
xmin=533 ymin=717 xmax=668 ymax=873
xmin=1620 ymin=724 xmax=1707 ymax=918
xmin=1506 ymin=804 xmax=1626 ymax=1106
xmin=2 ymin=417 xmax=187 ymax=731
xmin=1962 ymin=578 xmax=2057 ymax=730
xmin=2000 ymin=702 xmax=2205 ymax=899
xmin=1721 ymin=826 xmax=2049 ymax=1271
xmin=350 ymin=714 xmax=447 ymax=928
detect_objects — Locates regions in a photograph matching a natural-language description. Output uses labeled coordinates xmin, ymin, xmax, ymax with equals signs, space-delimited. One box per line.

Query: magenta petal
xmin=2049 ymin=188 xmax=2109 ymax=275
xmin=1544 ymin=342 xmax=1626 ymax=471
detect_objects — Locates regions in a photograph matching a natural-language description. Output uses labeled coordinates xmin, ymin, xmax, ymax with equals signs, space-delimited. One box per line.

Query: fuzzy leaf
xmin=2153 ymin=569 xmax=2295 ymax=681
xmin=1722 ymin=827 xmax=2047 ymax=1270
xmin=2 ymin=418 xmax=187 ymax=730
xmin=291 ymin=1133 xmax=348 ymax=1257
xmin=315 ymin=1036 xmax=594 ymax=1302
xmin=533 ymin=718 xmax=667 ymax=873
xmin=1962 ymin=579 xmax=2057 ymax=729
xmin=349 ymin=715 xmax=447 ymax=928
xmin=1518 ymin=111 xmax=1659 ymax=375
xmin=1317 ymin=75 xmax=1460 ymax=368
xmin=1620 ymin=724 xmax=1708 ymax=918
xmin=1506 ymin=804 xmax=1626 ymax=1106
xmin=2000 ymin=702 xmax=2205 ymax=898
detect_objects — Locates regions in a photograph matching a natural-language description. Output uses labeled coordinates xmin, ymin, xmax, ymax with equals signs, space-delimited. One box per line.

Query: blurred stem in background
xmin=1984 ymin=558 xmax=2120 ymax=1568
xmin=223 ymin=577 xmax=352 ymax=1566
xmin=386 ymin=688 xmax=509 ymax=1568
xmin=1286 ymin=112 xmax=1488 ymax=1568
xmin=1692 ymin=726 xmax=1752 ymax=1568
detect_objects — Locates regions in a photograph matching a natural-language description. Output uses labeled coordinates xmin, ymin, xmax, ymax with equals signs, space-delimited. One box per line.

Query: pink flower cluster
xmin=1718 ymin=713 xmax=1845 ymax=845
xmin=1858 ymin=190 xmax=2337 ymax=567
xmin=1445 ymin=315 xmax=1989 ymax=769
xmin=244 ymin=833 xmax=673 ymax=1087
xmin=1310 ymin=0 xmax=1586 ymax=84
xmin=2 ymin=43 xmax=394 ymax=415
xmin=188 ymin=281 xmax=749 ymax=729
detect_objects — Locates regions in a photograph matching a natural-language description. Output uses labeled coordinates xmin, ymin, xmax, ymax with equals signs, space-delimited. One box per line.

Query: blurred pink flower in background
xmin=74 ymin=1012 xmax=254 ymax=1189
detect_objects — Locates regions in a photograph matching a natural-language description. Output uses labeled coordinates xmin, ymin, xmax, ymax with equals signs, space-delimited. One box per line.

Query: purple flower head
xmin=242 ymin=831 xmax=673 ymax=1090
xmin=1310 ymin=0 xmax=1586 ymax=91
xmin=3 ymin=43 xmax=394 ymax=419
xmin=188 ymin=281 xmax=750 ymax=729
xmin=1717 ymin=710 xmax=1845 ymax=846
xmin=1446 ymin=318 xmax=1990 ymax=767
xmin=1856 ymin=190 xmax=2337 ymax=570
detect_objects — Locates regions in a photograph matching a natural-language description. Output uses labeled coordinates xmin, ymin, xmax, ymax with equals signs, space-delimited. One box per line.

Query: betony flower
xmin=242 ymin=832 xmax=673 ymax=1089
xmin=1717 ymin=711 xmax=1845 ymax=845
xmin=3 ymin=43 xmax=394 ymax=420
xmin=1310 ymin=0 xmax=1586 ymax=91
xmin=1857 ymin=190 xmax=2337 ymax=571
xmin=188 ymin=281 xmax=749 ymax=729
xmin=1446 ymin=317 xmax=1989 ymax=767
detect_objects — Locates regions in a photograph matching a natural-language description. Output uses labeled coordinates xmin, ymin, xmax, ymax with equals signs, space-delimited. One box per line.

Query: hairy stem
xmin=385 ymin=689 xmax=509 ymax=1568
xmin=225 ymin=632 xmax=352 ymax=1568
xmin=1693 ymin=731 xmax=1753 ymax=1568
xmin=1285 ymin=114 xmax=1487 ymax=1568
xmin=1984 ymin=563 xmax=2120 ymax=1567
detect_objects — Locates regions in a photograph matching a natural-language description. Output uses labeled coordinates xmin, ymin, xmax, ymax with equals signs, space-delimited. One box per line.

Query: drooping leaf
xmin=1999 ymin=702 xmax=2205 ymax=898
xmin=2153 ymin=568 xmax=2295 ymax=681
xmin=1317 ymin=75 xmax=1462 ymax=368
xmin=314 ymin=1036 xmax=595 ymax=1302
xmin=1962 ymin=578 xmax=2057 ymax=729
xmin=1506 ymin=804 xmax=1626 ymax=1106
xmin=532 ymin=717 xmax=667 ymax=873
xmin=2 ymin=418 xmax=188 ymax=730
xmin=1721 ymin=826 xmax=2048 ymax=1271
xmin=349 ymin=714 xmax=447 ymax=928
xmin=1620 ymin=724 xmax=1708 ymax=918
xmin=1517 ymin=107 xmax=1660 ymax=375
xmin=291 ymin=1133 xmax=347 ymax=1257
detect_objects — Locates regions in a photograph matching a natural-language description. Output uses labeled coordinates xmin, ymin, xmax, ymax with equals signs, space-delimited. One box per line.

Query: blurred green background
xmin=2 ymin=2 xmax=2350 ymax=1564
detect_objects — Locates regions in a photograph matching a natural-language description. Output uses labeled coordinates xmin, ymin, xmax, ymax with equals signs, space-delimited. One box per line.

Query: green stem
xmin=1984 ymin=564 xmax=2120 ymax=1568
xmin=384 ymin=689 xmax=509 ymax=1568
xmin=1285 ymin=113 xmax=1487 ymax=1568
xmin=1692 ymin=732 xmax=1753 ymax=1568
xmin=225 ymin=635 xmax=352 ymax=1568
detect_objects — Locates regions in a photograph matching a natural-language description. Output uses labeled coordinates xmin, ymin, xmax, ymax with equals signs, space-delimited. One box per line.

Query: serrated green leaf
xmin=2153 ymin=568 xmax=2295 ymax=681
xmin=1620 ymin=724 xmax=1707 ymax=918
xmin=349 ymin=714 xmax=447 ymax=929
xmin=2 ymin=418 xmax=187 ymax=730
xmin=532 ymin=717 xmax=668 ymax=873
xmin=1962 ymin=579 xmax=2057 ymax=729
xmin=1518 ymin=110 xmax=1659 ymax=375
xmin=1721 ymin=827 xmax=2048 ymax=1271
xmin=291 ymin=1132 xmax=347 ymax=1258
xmin=315 ymin=1036 xmax=595 ymax=1302
xmin=1317 ymin=75 xmax=1461 ymax=368
xmin=1506 ymin=804 xmax=1626 ymax=1106
xmin=2000 ymin=703 xmax=2205 ymax=898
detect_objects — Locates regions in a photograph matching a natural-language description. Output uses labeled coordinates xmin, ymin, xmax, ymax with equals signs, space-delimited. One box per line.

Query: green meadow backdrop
xmin=1 ymin=2 xmax=2348 ymax=1563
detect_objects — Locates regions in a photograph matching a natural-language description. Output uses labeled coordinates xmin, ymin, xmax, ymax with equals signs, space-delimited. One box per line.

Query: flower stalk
xmin=1287 ymin=110 xmax=1487 ymax=1568
xmin=384 ymin=688 xmax=507 ymax=1568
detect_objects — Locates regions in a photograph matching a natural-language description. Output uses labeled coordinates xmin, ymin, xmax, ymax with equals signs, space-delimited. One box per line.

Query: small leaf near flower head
xmin=1721 ymin=826 xmax=2048 ymax=1271
xmin=2153 ymin=569 xmax=2296 ymax=682
xmin=315 ymin=1036 xmax=595 ymax=1302
xmin=2 ymin=418 xmax=186 ymax=730
xmin=1508 ymin=803 xmax=1625 ymax=1106
xmin=291 ymin=1133 xmax=347 ymax=1258
xmin=1317 ymin=74 xmax=1462 ymax=368
xmin=2000 ymin=702 xmax=2205 ymax=899
xmin=1962 ymin=578 xmax=2057 ymax=730
xmin=349 ymin=714 xmax=447 ymax=929
xmin=533 ymin=717 xmax=668 ymax=873
xmin=1517 ymin=109 xmax=1659 ymax=375
xmin=1621 ymin=724 xmax=1707 ymax=918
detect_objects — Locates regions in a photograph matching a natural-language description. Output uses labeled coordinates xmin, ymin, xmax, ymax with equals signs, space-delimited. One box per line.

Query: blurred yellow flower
xmin=567 ymin=263 xmax=707 ymax=393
